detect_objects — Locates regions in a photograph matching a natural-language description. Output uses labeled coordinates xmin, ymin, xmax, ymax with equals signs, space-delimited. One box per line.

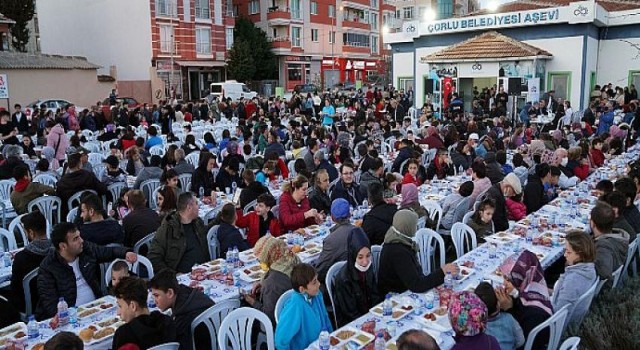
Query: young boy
xmin=275 ymin=263 xmax=333 ymax=350
xmin=216 ymin=203 xmax=251 ymax=255
xmin=594 ymin=179 xmax=614 ymax=198
xmin=256 ymin=160 xmax=277 ymax=185
xmin=149 ymin=269 xmax=214 ymax=350
xmin=475 ymin=282 xmax=525 ymax=350
xmin=236 ymin=193 xmax=282 ymax=246
xmin=590 ymin=137 xmax=606 ymax=167
xmin=110 ymin=260 xmax=132 ymax=291
xmin=112 ymin=276 xmax=176 ymax=350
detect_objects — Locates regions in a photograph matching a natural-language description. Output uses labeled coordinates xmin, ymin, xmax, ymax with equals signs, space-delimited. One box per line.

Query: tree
xmin=232 ymin=17 xmax=278 ymax=80
xmin=227 ymin=39 xmax=256 ymax=83
xmin=0 ymin=0 xmax=35 ymax=52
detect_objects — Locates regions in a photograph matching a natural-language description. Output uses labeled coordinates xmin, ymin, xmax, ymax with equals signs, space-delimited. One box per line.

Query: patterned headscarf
xmin=400 ymin=183 xmax=419 ymax=208
xmin=448 ymin=291 xmax=488 ymax=337
xmin=254 ymin=236 xmax=301 ymax=278
xmin=499 ymin=250 xmax=553 ymax=316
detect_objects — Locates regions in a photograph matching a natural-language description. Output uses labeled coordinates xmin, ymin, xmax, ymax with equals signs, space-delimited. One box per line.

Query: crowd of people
xmin=0 ymin=80 xmax=638 ymax=350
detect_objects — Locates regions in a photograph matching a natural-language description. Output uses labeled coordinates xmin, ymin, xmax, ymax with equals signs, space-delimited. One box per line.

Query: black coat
xmin=330 ymin=180 xmax=364 ymax=207
xmin=122 ymin=207 xmax=161 ymax=248
xmin=361 ymin=203 xmax=397 ymax=245
xmin=486 ymin=183 xmax=509 ymax=232
xmin=317 ymin=159 xmax=339 ymax=183
xmin=112 ymin=311 xmax=177 ymax=350
xmin=523 ymin=174 xmax=546 ymax=214
xmin=239 ymin=181 xmax=270 ymax=210
xmin=308 ymin=186 xmax=331 ymax=214
xmin=334 ymin=263 xmax=380 ymax=327
xmin=56 ymin=169 xmax=108 ymax=211
xmin=36 ymin=242 xmax=128 ymax=320
xmin=217 ymin=222 xmax=250 ymax=257
xmin=192 ymin=166 xmax=216 ymax=194
xmin=173 ymin=285 xmax=215 ymax=350
xmin=215 ymin=169 xmax=242 ymax=193
xmin=486 ymin=161 xmax=506 ymax=185
xmin=377 ymin=242 xmax=445 ymax=296
xmin=392 ymin=147 xmax=413 ymax=173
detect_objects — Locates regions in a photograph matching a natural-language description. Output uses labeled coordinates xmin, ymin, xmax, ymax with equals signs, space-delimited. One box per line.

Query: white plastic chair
xmin=565 ymin=278 xmax=598 ymax=333
xmin=185 ymin=152 xmax=200 ymax=168
xmin=23 ymin=268 xmax=39 ymax=318
xmin=274 ymin=289 xmax=294 ymax=324
xmin=451 ymin=222 xmax=477 ymax=259
xmin=107 ymin=182 xmax=127 ymax=204
xmin=271 ymin=205 xmax=279 ymax=220
xmin=207 ymin=225 xmax=220 ymax=260
xmin=558 ymin=337 xmax=581 ymax=350
xmin=66 ymin=207 xmax=78 ymax=223
xmin=141 ymin=179 xmax=161 ymax=209
xmin=325 ymin=261 xmax=346 ymax=327
xmin=178 ymin=173 xmax=192 ymax=193
xmin=67 ymin=190 xmax=98 ymax=211
xmin=28 ymin=196 xmax=62 ymax=228
xmin=423 ymin=200 xmax=442 ymax=232
xmin=32 ymin=174 xmax=57 ymax=187
xmin=622 ymin=238 xmax=638 ymax=282
xmin=462 ymin=211 xmax=474 ymax=225
xmin=134 ymin=232 xmax=155 ymax=256
xmin=413 ymin=228 xmax=446 ymax=275
xmin=191 ymin=299 xmax=241 ymax=350
xmin=243 ymin=199 xmax=257 ymax=215
xmin=523 ymin=305 xmax=569 ymax=350
xmin=149 ymin=145 xmax=166 ymax=157
xmin=0 ymin=179 xmax=16 ymax=199
xmin=416 ymin=217 xmax=427 ymax=230
xmin=87 ymin=153 xmax=104 ymax=165
xmin=0 ymin=228 xmax=17 ymax=251
xmin=287 ymin=160 xmax=297 ymax=177
xmin=594 ymin=278 xmax=608 ymax=297
xmin=148 ymin=342 xmax=180 ymax=350
xmin=371 ymin=245 xmax=382 ymax=278
xmin=217 ymin=307 xmax=275 ymax=350
xmin=93 ymin=163 xmax=107 ymax=180
xmin=8 ymin=214 xmax=28 ymax=247
xmin=611 ymin=264 xmax=624 ymax=289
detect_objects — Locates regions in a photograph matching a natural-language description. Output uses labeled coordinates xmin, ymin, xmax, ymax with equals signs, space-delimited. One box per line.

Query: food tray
xmin=329 ymin=327 xmax=375 ymax=349
xmin=297 ymin=242 xmax=323 ymax=259
xmin=239 ymin=265 xmax=265 ymax=282
xmin=369 ymin=303 xmax=412 ymax=321
xmin=418 ymin=307 xmax=451 ymax=332
xmin=0 ymin=322 xmax=27 ymax=348
xmin=238 ymin=249 xmax=257 ymax=263
xmin=77 ymin=296 xmax=117 ymax=320
xmin=453 ymin=266 xmax=474 ymax=284
xmin=76 ymin=315 xmax=124 ymax=345
xmin=485 ymin=231 xmax=520 ymax=244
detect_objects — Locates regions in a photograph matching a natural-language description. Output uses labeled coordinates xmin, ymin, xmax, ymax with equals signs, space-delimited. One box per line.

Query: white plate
xmin=239 ymin=267 xmax=265 ymax=282
xmin=453 ymin=266 xmax=475 ymax=284
xmin=238 ymin=249 xmax=257 ymax=263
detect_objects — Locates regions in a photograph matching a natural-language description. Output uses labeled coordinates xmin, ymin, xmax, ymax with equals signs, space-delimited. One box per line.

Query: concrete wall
xmin=597 ymin=37 xmax=640 ymax=89
xmin=0 ymin=69 xmax=114 ymax=109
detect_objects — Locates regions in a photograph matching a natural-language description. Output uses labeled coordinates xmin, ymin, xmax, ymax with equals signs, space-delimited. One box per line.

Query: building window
xmin=291 ymin=0 xmax=301 ymax=19
xmin=403 ymin=7 xmax=413 ymax=19
xmin=160 ymin=25 xmax=174 ymax=53
xmin=249 ymin=0 xmax=259 ymax=14
xmin=395 ymin=10 xmax=400 ymax=19
xmin=196 ymin=27 xmax=211 ymax=54
xmin=370 ymin=0 xmax=378 ymax=9
xmin=630 ymin=70 xmax=640 ymax=90
xmin=291 ymin=26 xmax=301 ymax=47
xmin=288 ymin=65 xmax=303 ymax=81
xmin=329 ymin=4 xmax=336 ymax=18
xmin=195 ymin=0 xmax=210 ymax=19
xmin=156 ymin=0 xmax=177 ymax=17
xmin=371 ymin=35 xmax=379 ymax=54
xmin=311 ymin=29 xmax=318 ymax=42
xmin=226 ymin=28 xmax=234 ymax=50
xmin=310 ymin=1 xmax=318 ymax=15
xmin=370 ymin=12 xmax=378 ymax=30
xmin=329 ymin=31 xmax=335 ymax=44
xmin=343 ymin=32 xmax=370 ymax=47
xmin=547 ymin=72 xmax=571 ymax=100
xmin=437 ymin=0 xmax=453 ymax=19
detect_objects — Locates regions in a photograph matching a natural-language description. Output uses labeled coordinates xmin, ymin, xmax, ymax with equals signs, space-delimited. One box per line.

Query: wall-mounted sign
xmin=403 ymin=21 xmax=420 ymax=39
xmin=0 ymin=74 xmax=8 ymax=99
xmin=457 ymin=62 xmax=499 ymax=77
xmin=568 ymin=1 xmax=595 ymax=24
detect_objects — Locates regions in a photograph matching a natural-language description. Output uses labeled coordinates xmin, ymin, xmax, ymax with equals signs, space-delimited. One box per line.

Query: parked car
xmin=101 ymin=97 xmax=142 ymax=122
xmin=283 ymin=84 xmax=318 ymax=100
xmin=24 ymin=99 xmax=85 ymax=117
xmin=209 ymin=81 xmax=258 ymax=101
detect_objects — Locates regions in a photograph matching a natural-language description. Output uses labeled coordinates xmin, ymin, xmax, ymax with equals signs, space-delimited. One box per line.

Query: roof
xmin=467 ymin=0 xmax=640 ymax=16
xmin=0 ymin=13 xmax=15 ymax=24
xmin=0 ymin=52 xmax=101 ymax=70
xmin=422 ymin=31 xmax=552 ymax=62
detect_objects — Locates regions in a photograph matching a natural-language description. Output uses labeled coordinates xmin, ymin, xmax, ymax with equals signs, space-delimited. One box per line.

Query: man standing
xmin=78 ymin=193 xmax=125 ymax=245
xmin=11 ymin=104 xmax=29 ymax=134
xmin=148 ymin=192 xmax=210 ymax=273
xmin=36 ymin=222 xmax=136 ymax=320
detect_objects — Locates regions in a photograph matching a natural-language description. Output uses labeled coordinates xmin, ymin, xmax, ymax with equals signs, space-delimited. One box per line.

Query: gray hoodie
xmin=594 ymin=228 xmax=629 ymax=280
xmin=551 ymin=262 xmax=597 ymax=331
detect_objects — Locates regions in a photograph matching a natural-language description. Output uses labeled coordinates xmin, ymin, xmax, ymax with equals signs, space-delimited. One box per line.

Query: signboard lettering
xmin=425 ymin=9 xmax=561 ymax=34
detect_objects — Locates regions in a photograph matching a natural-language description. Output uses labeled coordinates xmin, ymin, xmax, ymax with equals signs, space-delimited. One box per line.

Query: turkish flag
xmin=443 ymin=77 xmax=453 ymax=111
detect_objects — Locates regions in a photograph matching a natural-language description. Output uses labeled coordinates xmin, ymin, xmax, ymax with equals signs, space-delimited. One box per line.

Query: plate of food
xmin=0 ymin=322 xmax=27 ymax=348
xmin=418 ymin=307 xmax=451 ymax=332
xmin=485 ymin=231 xmax=520 ymax=244
xmin=77 ymin=296 xmax=117 ymax=320
xmin=453 ymin=266 xmax=474 ymax=283
xmin=239 ymin=267 xmax=265 ymax=282
xmin=238 ymin=249 xmax=257 ymax=263
xmin=329 ymin=327 xmax=374 ymax=349
xmin=78 ymin=325 xmax=117 ymax=345
xmin=297 ymin=243 xmax=323 ymax=259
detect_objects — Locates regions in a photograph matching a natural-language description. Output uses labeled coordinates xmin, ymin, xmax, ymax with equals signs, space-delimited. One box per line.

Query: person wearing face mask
xmin=242 ymin=236 xmax=301 ymax=325
xmin=332 ymin=230 xmax=381 ymax=327
xmin=550 ymin=148 xmax=578 ymax=189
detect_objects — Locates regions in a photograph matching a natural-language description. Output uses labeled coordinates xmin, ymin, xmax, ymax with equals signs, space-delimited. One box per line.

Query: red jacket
xmin=235 ymin=210 xmax=282 ymax=247
xmin=572 ymin=163 xmax=590 ymax=180
xmin=590 ymin=149 xmax=605 ymax=168
xmin=276 ymin=158 xmax=289 ymax=179
xmin=506 ymin=198 xmax=527 ymax=221
xmin=279 ymin=191 xmax=316 ymax=232
xmin=402 ymin=172 xmax=421 ymax=187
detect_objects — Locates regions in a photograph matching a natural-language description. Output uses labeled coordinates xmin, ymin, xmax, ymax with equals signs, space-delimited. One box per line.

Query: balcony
xmin=268 ymin=36 xmax=292 ymax=53
xmin=267 ymin=7 xmax=291 ymax=26
xmin=342 ymin=18 xmax=371 ymax=30
xmin=343 ymin=42 xmax=371 ymax=54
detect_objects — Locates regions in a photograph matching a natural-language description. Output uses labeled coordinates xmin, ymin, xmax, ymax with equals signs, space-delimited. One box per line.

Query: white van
xmin=209 ymin=80 xmax=258 ymax=101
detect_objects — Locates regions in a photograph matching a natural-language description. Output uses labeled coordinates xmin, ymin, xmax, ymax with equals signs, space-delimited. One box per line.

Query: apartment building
xmin=36 ymin=0 xmax=235 ymax=103
xmin=234 ymin=0 xmax=396 ymax=90
xmin=387 ymin=0 xmax=479 ymax=25
xmin=0 ymin=14 xmax=13 ymax=52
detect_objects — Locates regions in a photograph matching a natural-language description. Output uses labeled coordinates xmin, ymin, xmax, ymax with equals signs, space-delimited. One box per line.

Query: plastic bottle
xmin=318 ymin=330 xmax=330 ymax=350
xmin=69 ymin=307 xmax=78 ymax=327
xmin=27 ymin=315 xmax=39 ymax=339
xmin=444 ymin=271 xmax=453 ymax=290
xmin=374 ymin=332 xmax=385 ymax=350
xmin=199 ymin=186 xmax=205 ymax=199
xmin=57 ymin=297 xmax=69 ymax=327
xmin=147 ymin=289 xmax=156 ymax=309
xmin=2 ymin=252 xmax=11 ymax=268
xmin=232 ymin=246 xmax=239 ymax=267
xmin=226 ymin=247 xmax=233 ymax=265
xmin=232 ymin=181 xmax=237 ymax=193
xmin=382 ymin=294 xmax=393 ymax=318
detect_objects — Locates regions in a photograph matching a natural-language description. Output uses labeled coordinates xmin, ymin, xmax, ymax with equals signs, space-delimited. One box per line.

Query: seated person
xmin=10 ymin=164 xmax=55 ymax=214
xmin=396 ymin=330 xmax=440 ymax=350
xmin=475 ymin=282 xmax=525 ymax=350
xmin=467 ymin=198 xmax=496 ymax=244
xmin=256 ymin=160 xmax=277 ymax=185
xmin=191 ymin=152 xmax=217 ymax=195
xmin=150 ymin=269 xmax=214 ymax=350
xmin=242 ymin=236 xmax=301 ymax=325
xmin=589 ymin=202 xmax=630 ymax=280
xmin=308 ymin=169 xmax=332 ymax=215
xmin=594 ymin=179 xmax=614 ymax=198
xmin=239 ymin=169 xmax=270 ymax=210
xmin=279 ymin=175 xmax=324 ymax=232
xmin=315 ymin=199 xmax=359 ymax=283
xmin=36 ymin=222 xmax=136 ymax=320
xmin=426 ymin=148 xmax=454 ymax=180
xmin=44 ymin=331 xmax=84 ymax=350
xmin=236 ymin=193 xmax=282 ymax=247
xmin=122 ymin=189 xmax=161 ymax=249
xmin=100 ymin=155 xmax=127 ymax=186
xmin=78 ymin=193 xmax=125 ymax=245
xmin=505 ymin=193 xmax=527 ymax=222
xmin=216 ymin=203 xmax=251 ymax=257
xmin=275 ymin=263 xmax=333 ymax=350
xmin=330 ymin=162 xmax=364 ymax=208
xmin=216 ymin=157 xmax=242 ymax=193
xmin=448 ymin=291 xmax=500 ymax=350
xmin=439 ymin=180 xmax=474 ymax=231
xmin=361 ymin=182 xmax=398 ymax=245
xmin=109 ymin=260 xmax=135 ymax=292
xmin=112 ymin=276 xmax=176 ymax=350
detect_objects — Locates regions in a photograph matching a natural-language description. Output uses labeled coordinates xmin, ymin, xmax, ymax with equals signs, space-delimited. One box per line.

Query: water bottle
xmin=198 ymin=186 xmax=205 ymax=199
xmin=382 ymin=294 xmax=393 ymax=318
xmin=233 ymin=270 xmax=241 ymax=287
xmin=69 ymin=307 xmax=78 ymax=327
xmin=147 ymin=289 xmax=156 ymax=309
xmin=57 ymin=297 xmax=69 ymax=327
xmin=226 ymin=247 xmax=233 ymax=265
xmin=444 ymin=272 xmax=453 ymax=290
xmin=374 ymin=332 xmax=386 ymax=350
xmin=232 ymin=246 xmax=240 ymax=267
xmin=458 ymin=165 xmax=464 ymax=176
xmin=2 ymin=252 xmax=11 ymax=267
xmin=27 ymin=315 xmax=39 ymax=339
xmin=232 ymin=181 xmax=237 ymax=193
xmin=319 ymin=330 xmax=330 ymax=350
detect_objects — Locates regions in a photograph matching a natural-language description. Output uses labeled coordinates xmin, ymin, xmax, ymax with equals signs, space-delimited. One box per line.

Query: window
xmin=195 ymin=0 xmax=210 ymax=19
xmin=630 ymin=70 xmax=640 ymax=90
xmin=403 ymin=7 xmax=413 ymax=19
xmin=329 ymin=31 xmax=335 ymax=44
xmin=398 ymin=77 xmax=414 ymax=92
xmin=395 ymin=10 xmax=401 ymax=19
xmin=547 ymin=72 xmax=571 ymax=100
xmin=437 ymin=1 xmax=453 ymax=19
xmin=249 ymin=0 xmax=259 ymax=14
xmin=370 ymin=12 xmax=378 ymax=30
xmin=370 ymin=0 xmax=378 ymax=9
xmin=329 ymin=5 xmax=336 ymax=18
xmin=160 ymin=25 xmax=174 ymax=53
xmin=156 ymin=0 xmax=177 ymax=17
xmin=288 ymin=65 xmax=303 ymax=81
xmin=291 ymin=0 xmax=301 ymax=19
xmin=225 ymin=27 xmax=234 ymax=50
xmin=311 ymin=29 xmax=318 ymax=42
xmin=371 ymin=35 xmax=379 ymax=54
xmin=343 ymin=32 xmax=370 ymax=47
xmin=196 ymin=28 xmax=211 ymax=54
xmin=291 ymin=26 xmax=301 ymax=47
xmin=310 ymin=1 xmax=318 ymax=15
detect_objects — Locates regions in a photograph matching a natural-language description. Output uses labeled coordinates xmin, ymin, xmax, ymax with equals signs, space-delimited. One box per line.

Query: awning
xmin=176 ymin=60 xmax=226 ymax=67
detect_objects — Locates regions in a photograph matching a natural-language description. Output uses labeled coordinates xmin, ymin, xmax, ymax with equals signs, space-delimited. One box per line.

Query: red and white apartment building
xmin=234 ymin=0 xmax=396 ymax=90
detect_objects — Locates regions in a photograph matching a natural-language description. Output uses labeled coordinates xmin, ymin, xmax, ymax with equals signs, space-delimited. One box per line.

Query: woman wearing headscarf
xmin=449 ymin=291 xmax=500 ymax=350
xmin=333 ymin=230 xmax=380 ymax=327
xmin=550 ymin=148 xmax=578 ymax=189
xmin=496 ymin=250 xmax=553 ymax=350
xmin=399 ymin=184 xmax=431 ymax=225
xmin=377 ymin=210 xmax=458 ymax=296
xmin=242 ymin=236 xmax=300 ymax=325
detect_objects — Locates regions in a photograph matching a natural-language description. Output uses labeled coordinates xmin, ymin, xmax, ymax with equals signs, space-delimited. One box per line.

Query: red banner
xmin=443 ymin=77 xmax=453 ymax=111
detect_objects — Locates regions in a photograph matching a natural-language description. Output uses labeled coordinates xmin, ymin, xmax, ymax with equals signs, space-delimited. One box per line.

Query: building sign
xmin=0 ymin=74 xmax=8 ymax=99
xmin=527 ymin=78 xmax=540 ymax=103
xmin=457 ymin=62 xmax=498 ymax=78
xmin=423 ymin=8 xmax=563 ymax=35
xmin=403 ymin=21 xmax=420 ymax=39
xmin=568 ymin=1 xmax=595 ymax=24
xmin=285 ymin=56 xmax=312 ymax=62
xmin=353 ymin=61 xmax=365 ymax=69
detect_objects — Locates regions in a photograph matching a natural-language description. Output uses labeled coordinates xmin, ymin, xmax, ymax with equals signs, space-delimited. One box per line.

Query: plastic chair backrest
xmin=274 ymin=289 xmax=294 ymax=324
xmin=243 ymin=199 xmax=257 ymax=215
xmin=611 ymin=264 xmax=624 ymax=289
xmin=566 ymin=278 xmax=598 ymax=333
xmin=271 ymin=205 xmax=279 ymax=219
xmin=413 ymin=228 xmax=446 ymax=275
xmin=452 ymin=197 xmax=471 ymax=225
xmin=594 ymin=278 xmax=608 ymax=297
xmin=325 ymin=260 xmax=346 ymax=327
xmin=558 ymin=337 xmax=581 ymax=350
xmin=148 ymin=342 xmax=180 ymax=350
xmin=133 ymin=255 xmax=155 ymax=279
xmin=104 ymin=259 xmax=127 ymax=289
xmin=67 ymin=190 xmax=97 ymax=211
xmin=23 ymin=267 xmax=39 ymax=317
xmin=207 ymin=225 xmax=220 ymax=260
xmin=371 ymin=245 xmax=383 ymax=278
xmin=423 ymin=200 xmax=442 ymax=232
xmin=66 ymin=207 xmax=78 ymax=223
xmin=191 ymin=299 xmax=241 ymax=350
xmin=141 ymin=179 xmax=161 ymax=209
xmin=0 ymin=228 xmax=17 ymax=252
xmin=287 ymin=160 xmax=296 ymax=177
xmin=178 ymin=173 xmax=192 ymax=192
xmin=149 ymin=145 xmax=165 ymax=157
xmin=134 ymin=232 xmax=155 ymax=256
xmin=107 ymin=182 xmax=127 ymax=204
xmin=0 ymin=179 xmax=16 ymax=199
xmin=622 ymin=238 xmax=638 ymax=282
xmin=217 ymin=307 xmax=275 ymax=350
xmin=416 ymin=217 xmax=426 ymax=230
xmin=523 ymin=305 xmax=569 ymax=350
xmin=185 ymin=152 xmax=200 ymax=167
xmin=28 ymin=196 xmax=62 ymax=228
xmin=88 ymin=153 xmax=104 ymax=165
xmin=8 ymin=214 xmax=28 ymax=247
xmin=462 ymin=211 xmax=474 ymax=225
xmin=451 ymin=222 xmax=477 ymax=259
xmin=32 ymin=174 xmax=57 ymax=187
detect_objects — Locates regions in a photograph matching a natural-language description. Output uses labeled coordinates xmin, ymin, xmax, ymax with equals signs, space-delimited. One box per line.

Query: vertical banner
xmin=442 ymin=77 xmax=453 ymax=111
xmin=527 ymin=78 xmax=540 ymax=103
xmin=0 ymin=74 xmax=8 ymax=99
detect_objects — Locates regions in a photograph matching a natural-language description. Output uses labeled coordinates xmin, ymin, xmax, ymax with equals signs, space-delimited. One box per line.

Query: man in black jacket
xmin=150 ymin=269 xmax=214 ymax=350
xmin=36 ymin=222 xmax=136 ymax=320
xmin=523 ymin=163 xmax=554 ymax=214
xmin=11 ymin=104 xmax=29 ymax=133
xmin=78 ymin=193 xmax=125 ymax=245
xmin=56 ymin=153 xmax=108 ymax=213
xmin=313 ymin=149 xmax=338 ymax=183
xmin=361 ymin=183 xmax=397 ymax=245
xmin=122 ymin=189 xmax=161 ymax=249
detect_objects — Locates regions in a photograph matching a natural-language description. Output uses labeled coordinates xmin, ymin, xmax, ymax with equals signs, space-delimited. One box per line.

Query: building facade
xmin=36 ymin=0 xmax=235 ymax=104
xmin=0 ymin=13 xmax=15 ymax=52
xmin=234 ymin=0 xmax=395 ymax=90
xmin=385 ymin=0 xmax=640 ymax=113
xmin=384 ymin=0 xmax=479 ymax=28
